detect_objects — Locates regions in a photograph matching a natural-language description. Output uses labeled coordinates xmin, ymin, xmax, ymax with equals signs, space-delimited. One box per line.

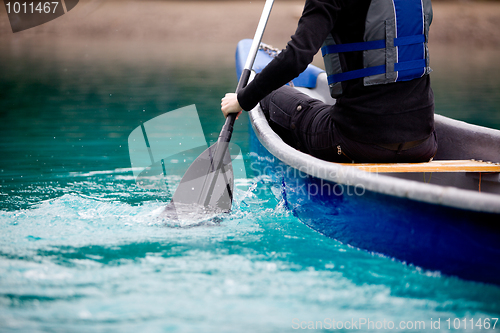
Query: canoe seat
xmin=339 ymin=160 xmax=500 ymax=173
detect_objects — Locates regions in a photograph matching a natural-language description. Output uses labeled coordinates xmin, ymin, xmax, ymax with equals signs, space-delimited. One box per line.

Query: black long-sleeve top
xmin=237 ymin=0 xmax=434 ymax=144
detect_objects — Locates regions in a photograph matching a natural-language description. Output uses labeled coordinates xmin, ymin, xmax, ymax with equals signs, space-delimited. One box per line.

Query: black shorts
xmin=259 ymin=85 xmax=437 ymax=163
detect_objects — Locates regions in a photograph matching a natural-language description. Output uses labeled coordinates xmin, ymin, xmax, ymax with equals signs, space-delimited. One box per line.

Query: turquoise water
xmin=1 ymin=42 xmax=500 ymax=332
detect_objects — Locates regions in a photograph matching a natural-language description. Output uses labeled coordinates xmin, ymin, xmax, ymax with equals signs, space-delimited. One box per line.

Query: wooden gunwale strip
xmin=337 ymin=160 xmax=500 ymax=173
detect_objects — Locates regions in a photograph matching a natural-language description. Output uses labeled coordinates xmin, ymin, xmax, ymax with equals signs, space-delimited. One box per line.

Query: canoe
xmin=235 ymin=39 xmax=500 ymax=285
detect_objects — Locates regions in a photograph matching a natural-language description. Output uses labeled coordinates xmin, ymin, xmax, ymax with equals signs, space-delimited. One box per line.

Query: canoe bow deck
xmin=237 ymin=39 xmax=500 ymax=285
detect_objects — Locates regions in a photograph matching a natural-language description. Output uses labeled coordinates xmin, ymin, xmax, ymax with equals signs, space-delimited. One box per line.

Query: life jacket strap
xmin=321 ymin=40 xmax=385 ymax=55
xmin=321 ymin=34 xmax=426 ymax=57
xmin=326 ymin=59 xmax=427 ymax=86
xmin=322 ymin=34 xmax=427 ymax=85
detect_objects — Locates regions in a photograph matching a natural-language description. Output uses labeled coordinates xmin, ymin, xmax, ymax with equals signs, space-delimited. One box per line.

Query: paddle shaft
xmin=220 ymin=0 xmax=275 ymax=144
xmin=199 ymin=0 xmax=275 ymax=206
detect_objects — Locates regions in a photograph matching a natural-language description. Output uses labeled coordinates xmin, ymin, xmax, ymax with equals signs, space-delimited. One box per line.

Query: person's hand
xmin=221 ymin=93 xmax=243 ymax=118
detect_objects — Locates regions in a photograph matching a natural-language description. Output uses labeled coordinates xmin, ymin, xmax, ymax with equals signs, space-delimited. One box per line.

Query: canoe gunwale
xmin=249 ymin=105 xmax=500 ymax=215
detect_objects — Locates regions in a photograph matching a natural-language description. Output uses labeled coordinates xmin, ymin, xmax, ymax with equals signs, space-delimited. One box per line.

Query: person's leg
xmin=260 ymin=85 xmax=350 ymax=162
xmin=336 ymin=129 xmax=438 ymax=163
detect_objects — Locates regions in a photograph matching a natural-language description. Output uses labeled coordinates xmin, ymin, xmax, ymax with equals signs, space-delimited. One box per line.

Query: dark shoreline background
xmin=1 ymin=1 xmax=500 ymax=61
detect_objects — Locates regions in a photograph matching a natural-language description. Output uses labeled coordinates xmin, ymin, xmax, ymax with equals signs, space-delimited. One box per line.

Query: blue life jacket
xmin=322 ymin=0 xmax=433 ymax=98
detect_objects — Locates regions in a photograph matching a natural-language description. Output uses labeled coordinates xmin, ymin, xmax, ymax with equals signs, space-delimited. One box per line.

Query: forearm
xmin=237 ymin=0 xmax=338 ymax=111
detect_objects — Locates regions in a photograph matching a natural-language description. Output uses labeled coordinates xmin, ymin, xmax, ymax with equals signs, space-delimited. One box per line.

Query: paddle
xmin=161 ymin=0 xmax=275 ymax=224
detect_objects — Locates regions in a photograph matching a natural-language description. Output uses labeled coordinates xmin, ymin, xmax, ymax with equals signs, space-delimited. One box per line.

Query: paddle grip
xmin=236 ymin=69 xmax=251 ymax=94
xmin=219 ymin=68 xmax=251 ymax=143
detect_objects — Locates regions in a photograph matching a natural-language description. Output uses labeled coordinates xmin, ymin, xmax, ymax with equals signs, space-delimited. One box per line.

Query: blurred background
xmin=1 ymin=0 xmax=500 ymax=201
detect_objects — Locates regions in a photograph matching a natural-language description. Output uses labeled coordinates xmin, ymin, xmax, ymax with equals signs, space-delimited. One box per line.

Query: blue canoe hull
xmin=250 ymin=133 xmax=500 ymax=285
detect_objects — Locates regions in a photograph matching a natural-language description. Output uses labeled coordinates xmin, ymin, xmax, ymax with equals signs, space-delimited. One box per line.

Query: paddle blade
xmin=160 ymin=142 xmax=239 ymax=223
